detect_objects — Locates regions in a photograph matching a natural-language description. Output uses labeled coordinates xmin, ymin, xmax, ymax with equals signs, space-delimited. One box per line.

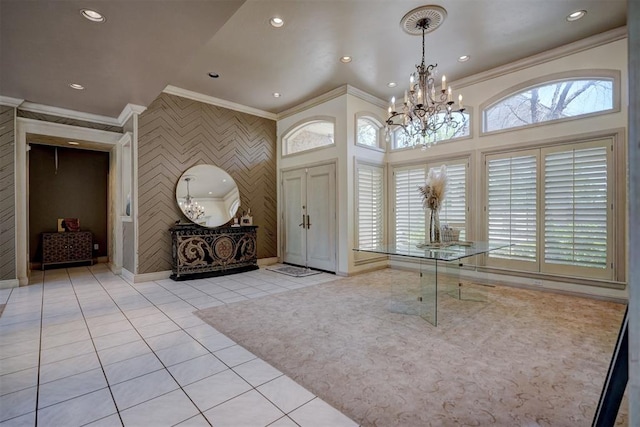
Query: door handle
xmin=306 ymin=215 xmax=311 ymax=229
xmin=299 ymin=214 xmax=306 ymax=228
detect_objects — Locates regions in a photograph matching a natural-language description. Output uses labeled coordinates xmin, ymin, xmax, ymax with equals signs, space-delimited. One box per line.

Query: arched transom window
xmin=282 ymin=119 xmax=335 ymax=156
xmin=482 ymin=71 xmax=618 ymax=133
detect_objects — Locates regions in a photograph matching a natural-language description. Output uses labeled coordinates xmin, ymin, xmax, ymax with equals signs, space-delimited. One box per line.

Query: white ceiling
xmin=0 ymin=0 xmax=627 ymax=119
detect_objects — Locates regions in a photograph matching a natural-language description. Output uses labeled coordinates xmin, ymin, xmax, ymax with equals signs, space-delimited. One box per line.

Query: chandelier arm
xmin=385 ymin=9 xmax=464 ymax=149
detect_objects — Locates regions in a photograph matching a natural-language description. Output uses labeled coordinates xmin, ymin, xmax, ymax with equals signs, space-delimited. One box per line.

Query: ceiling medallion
xmin=386 ymin=5 xmax=466 ymax=150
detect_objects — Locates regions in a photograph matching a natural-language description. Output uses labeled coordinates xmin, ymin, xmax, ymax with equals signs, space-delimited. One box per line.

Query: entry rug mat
xmin=267 ymin=265 xmax=322 ymax=277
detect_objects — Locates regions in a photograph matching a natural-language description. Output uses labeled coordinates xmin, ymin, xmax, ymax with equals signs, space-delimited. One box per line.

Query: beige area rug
xmin=196 ymin=269 xmax=627 ymax=426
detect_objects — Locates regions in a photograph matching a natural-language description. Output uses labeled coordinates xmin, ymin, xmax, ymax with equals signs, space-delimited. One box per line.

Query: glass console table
xmin=353 ymin=242 xmax=511 ymax=326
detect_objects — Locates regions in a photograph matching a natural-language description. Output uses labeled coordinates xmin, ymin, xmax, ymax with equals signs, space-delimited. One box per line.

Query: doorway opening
xmin=28 ymin=141 xmax=109 ymax=271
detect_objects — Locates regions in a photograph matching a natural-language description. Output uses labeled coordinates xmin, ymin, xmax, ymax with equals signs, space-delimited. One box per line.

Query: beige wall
xmin=0 ymin=106 xmax=15 ymax=281
xmin=136 ymin=93 xmax=277 ymax=274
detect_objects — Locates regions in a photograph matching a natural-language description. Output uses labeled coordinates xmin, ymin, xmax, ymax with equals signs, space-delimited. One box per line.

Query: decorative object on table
xmin=58 ymin=218 xmax=80 ymax=232
xmin=418 ymin=165 xmax=447 ymax=244
xmin=231 ymin=217 xmax=240 ymax=227
xmin=125 ymin=193 xmax=131 ymax=216
xmin=240 ymin=208 xmax=253 ymax=226
xmin=385 ymin=5 xmax=466 ymax=150
xmin=440 ymin=224 xmax=460 ymax=243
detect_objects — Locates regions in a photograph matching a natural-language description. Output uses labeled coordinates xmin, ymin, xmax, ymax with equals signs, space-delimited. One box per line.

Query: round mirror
xmin=176 ymin=165 xmax=240 ymax=227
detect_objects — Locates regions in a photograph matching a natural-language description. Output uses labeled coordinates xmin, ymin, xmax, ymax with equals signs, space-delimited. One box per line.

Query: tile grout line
xmin=84 ymin=267 xmax=215 ymax=427
xmin=100 ymin=268 xmax=316 ymax=423
xmin=154 ymin=274 xmax=329 ymax=424
xmin=34 ymin=275 xmax=45 ymax=427
xmin=12 ymin=266 xmax=337 ymax=426
xmin=66 ymin=268 xmax=125 ymax=426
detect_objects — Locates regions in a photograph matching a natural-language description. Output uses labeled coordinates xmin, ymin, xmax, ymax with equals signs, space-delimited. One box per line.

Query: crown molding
xmin=346 ymin=85 xmax=387 ymax=109
xmin=117 ymin=103 xmax=147 ymax=126
xmin=453 ymin=26 xmax=627 ymax=89
xmin=17 ymin=117 xmax=122 ymax=143
xmin=277 ymin=86 xmax=348 ymax=120
xmin=18 ymin=101 xmax=122 ymax=127
xmin=0 ymin=96 xmax=24 ymax=108
xmin=163 ymin=85 xmax=276 ymax=120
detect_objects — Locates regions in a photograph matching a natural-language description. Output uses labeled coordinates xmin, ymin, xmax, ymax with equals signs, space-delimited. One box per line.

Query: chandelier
xmin=386 ymin=6 xmax=465 ymax=150
xmin=179 ymin=177 xmax=205 ymax=220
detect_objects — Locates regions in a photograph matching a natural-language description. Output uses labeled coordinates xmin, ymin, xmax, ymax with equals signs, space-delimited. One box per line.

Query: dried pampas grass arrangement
xmin=418 ymin=165 xmax=448 ymax=243
xmin=418 ymin=165 xmax=448 ymax=211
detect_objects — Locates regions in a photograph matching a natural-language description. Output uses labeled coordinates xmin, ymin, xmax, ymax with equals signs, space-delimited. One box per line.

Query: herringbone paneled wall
xmin=137 ymin=93 xmax=277 ymax=274
xmin=0 ymin=107 xmax=16 ymax=280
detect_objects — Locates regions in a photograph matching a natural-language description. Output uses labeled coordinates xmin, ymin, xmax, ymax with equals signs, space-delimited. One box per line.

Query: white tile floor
xmin=0 ymin=265 xmax=358 ymax=427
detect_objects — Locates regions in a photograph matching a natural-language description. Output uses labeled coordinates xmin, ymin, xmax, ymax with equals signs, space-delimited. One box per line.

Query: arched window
xmin=355 ymin=113 xmax=384 ymax=150
xmin=391 ymin=111 xmax=470 ymax=150
xmin=282 ymin=118 xmax=335 ymax=156
xmin=482 ymin=71 xmax=619 ymax=133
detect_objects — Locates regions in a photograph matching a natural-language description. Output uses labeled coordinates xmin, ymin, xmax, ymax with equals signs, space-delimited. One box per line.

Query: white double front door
xmin=282 ymin=163 xmax=336 ymax=272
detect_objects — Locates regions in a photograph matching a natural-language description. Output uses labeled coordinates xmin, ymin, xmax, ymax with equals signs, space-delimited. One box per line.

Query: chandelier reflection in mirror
xmin=386 ymin=5 xmax=466 ymax=150
xmin=179 ymin=176 xmax=205 ymax=220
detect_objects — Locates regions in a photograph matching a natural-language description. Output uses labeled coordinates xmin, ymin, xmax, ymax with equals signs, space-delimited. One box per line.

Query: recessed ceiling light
xmin=458 ymin=55 xmax=470 ymax=62
xmin=208 ymin=191 xmax=213 ymax=195
xmin=273 ymin=92 xmax=282 ymax=98
xmin=69 ymin=83 xmax=85 ymax=90
xmin=387 ymin=82 xmax=397 ymax=88
xmin=566 ymin=10 xmax=586 ymax=21
xmin=340 ymin=56 xmax=352 ymax=63
xmin=208 ymin=72 xmax=220 ymax=78
xmin=270 ymin=17 xmax=284 ymax=28
xmin=68 ymin=141 xmax=80 ymax=145
xmin=80 ymin=9 xmax=105 ymax=23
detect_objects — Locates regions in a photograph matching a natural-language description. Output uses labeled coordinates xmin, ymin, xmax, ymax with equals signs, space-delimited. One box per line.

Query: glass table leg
xmin=420 ymin=259 xmax=438 ymax=326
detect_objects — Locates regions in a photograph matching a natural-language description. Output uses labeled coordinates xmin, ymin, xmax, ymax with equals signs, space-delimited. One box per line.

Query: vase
xmin=429 ymin=208 xmax=441 ymax=244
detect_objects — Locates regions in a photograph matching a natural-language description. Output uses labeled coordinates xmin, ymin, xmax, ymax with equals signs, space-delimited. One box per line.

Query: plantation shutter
xmin=543 ymin=144 xmax=609 ymax=277
xmin=394 ymin=167 xmax=426 ymax=245
xmin=357 ymin=164 xmax=384 ymax=249
xmin=487 ymin=154 xmax=538 ymax=267
xmin=430 ymin=162 xmax=467 ymax=241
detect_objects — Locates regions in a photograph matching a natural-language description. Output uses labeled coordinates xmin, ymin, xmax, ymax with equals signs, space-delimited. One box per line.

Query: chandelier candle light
xmin=386 ymin=5 xmax=465 ymax=150
xmin=180 ymin=176 xmax=205 ymax=220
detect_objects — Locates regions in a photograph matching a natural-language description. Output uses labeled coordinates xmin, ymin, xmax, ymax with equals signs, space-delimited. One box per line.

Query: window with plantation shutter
xmin=394 ymin=167 xmax=426 ymax=245
xmin=393 ymin=159 xmax=468 ymax=246
xmin=430 ymin=162 xmax=467 ymax=241
xmin=543 ymin=143 xmax=609 ymax=277
xmin=356 ymin=163 xmax=385 ymax=249
xmin=484 ymin=139 xmax=614 ymax=280
xmin=486 ymin=153 xmax=538 ymax=269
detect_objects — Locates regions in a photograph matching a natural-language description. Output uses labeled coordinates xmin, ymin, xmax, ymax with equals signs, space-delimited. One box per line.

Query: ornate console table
xmin=170 ymin=224 xmax=258 ymax=280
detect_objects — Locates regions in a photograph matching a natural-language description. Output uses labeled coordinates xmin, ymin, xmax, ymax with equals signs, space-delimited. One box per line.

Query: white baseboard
xmin=120 ymin=269 xmax=172 ymax=284
xmin=108 ymin=263 xmax=122 ymax=275
xmin=258 ymin=257 xmax=279 ymax=267
xmin=120 ymin=268 xmax=134 ymax=284
xmin=131 ymin=270 xmax=171 ymax=283
xmin=0 ymin=279 xmax=19 ymax=289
